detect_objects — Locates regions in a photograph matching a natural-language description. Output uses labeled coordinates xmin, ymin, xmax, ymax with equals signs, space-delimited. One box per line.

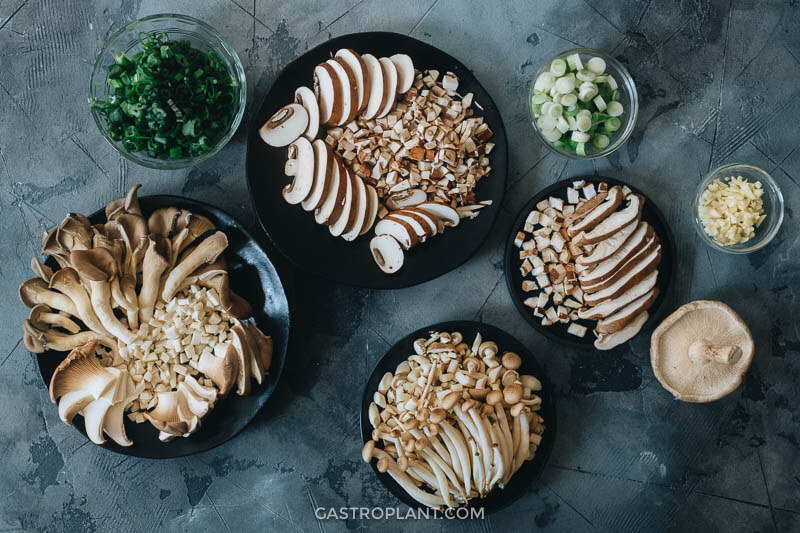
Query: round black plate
xmin=505 ymin=176 xmax=676 ymax=349
xmin=35 ymin=195 xmax=292 ymax=458
xmin=360 ymin=320 xmax=556 ymax=514
xmin=246 ymin=32 xmax=508 ymax=289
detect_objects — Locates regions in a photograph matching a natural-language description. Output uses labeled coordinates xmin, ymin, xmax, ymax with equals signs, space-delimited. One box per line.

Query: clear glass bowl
xmin=89 ymin=14 xmax=246 ymax=170
xmin=693 ymin=163 xmax=784 ymax=254
xmin=528 ymin=48 xmax=638 ymax=160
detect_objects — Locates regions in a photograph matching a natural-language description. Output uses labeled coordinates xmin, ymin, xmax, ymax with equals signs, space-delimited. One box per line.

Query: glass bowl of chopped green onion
xmin=692 ymin=163 xmax=784 ymax=254
xmin=528 ymin=48 xmax=637 ymax=159
xmin=90 ymin=13 xmax=246 ymax=169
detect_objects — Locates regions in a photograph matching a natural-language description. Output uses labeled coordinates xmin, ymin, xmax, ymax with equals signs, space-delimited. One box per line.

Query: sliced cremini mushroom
xmin=70 ymin=249 xmax=135 ymax=344
xmin=19 ymin=277 xmax=78 ymax=317
xmin=651 ymin=300 xmax=755 ymax=403
xmin=161 ymin=231 xmax=228 ymax=302
xmin=259 ymin=103 xmax=309 ymax=147
xmin=48 ymin=268 xmax=111 ymax=337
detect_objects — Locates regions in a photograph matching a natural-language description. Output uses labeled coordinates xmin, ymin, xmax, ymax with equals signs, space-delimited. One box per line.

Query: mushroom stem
xmin=688 ymin=339 xmax=742 ymax=365
xmin=161 ymin=231 xmax=228 ymax=302
xmin=138 ymin=237 xmax=169 ymax=322
xmin=48 ymin=269 xmax=112 ymax=338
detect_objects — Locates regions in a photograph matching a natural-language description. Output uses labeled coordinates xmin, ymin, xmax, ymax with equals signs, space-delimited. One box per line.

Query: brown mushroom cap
xmin=650 ymin=300 xmax=755 ymax=403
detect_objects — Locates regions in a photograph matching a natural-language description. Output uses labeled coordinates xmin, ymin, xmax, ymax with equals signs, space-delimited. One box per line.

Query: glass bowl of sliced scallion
xmin=89 ymin=14 xmax=246 ymax=169
xmin=528 ymin=48 xmax=637 ymax=159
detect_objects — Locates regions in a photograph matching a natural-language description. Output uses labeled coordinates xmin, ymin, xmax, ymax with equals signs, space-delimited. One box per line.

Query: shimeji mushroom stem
xmin=688 ymin=339 xmax=742 ymax=364
xmin=367 ymin=448 xmax=445 ymax=509
xmin=438 ymin=419 xmax=473 ymax=496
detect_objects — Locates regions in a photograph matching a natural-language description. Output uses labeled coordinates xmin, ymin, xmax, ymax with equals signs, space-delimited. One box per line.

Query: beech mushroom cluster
xmin=363 ymin=330 xmax=545 ymax=509
xmin=19 ymin=185 xmax=272 ymax=446
xmin=258 ymin=48 xmax=495 ymax=275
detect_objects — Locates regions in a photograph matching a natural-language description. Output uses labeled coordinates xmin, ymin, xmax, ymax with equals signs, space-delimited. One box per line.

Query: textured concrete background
xmin=1 ymin=0 xmax=799 ymax=531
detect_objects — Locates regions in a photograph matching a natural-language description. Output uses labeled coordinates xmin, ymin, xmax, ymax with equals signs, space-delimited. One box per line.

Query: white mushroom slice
xmin=370 ymin=235 xmax=404 ymax=274
xmin=576 ymin=218 xmax=638 ymax=266
xmin=314 ymin=62 xmax=342 ymax=125
xmin=258 ymin=103 xmax=308 ymax=147
xmin=335 ymin=49 xmax=370 ymax=112
xmin=294 ymin=86 xmax=320 ymax=140
xmin=359 ymin=184 xmax=380 ymax=236
xmin=374 ymin=216 xmax=417 ymax=250
xmin=415 ymin=202 xmax=460 ymax=229
xmin=314 ymin=155 xmax=347 ymax=225
xmin=328 ymin=163 xmax=355 ymax=237
xmin=376 ymin=57 xmax=398 ymax=118
xmin=573 ymin=194 xmax=643 ymax=246
xmin=341 ymin=174 xmax=369 ymax=241
xmin=389 ymin=54 xmax=414 ymax=94
xmin=360 ymin=53 xmax=384 ymax=120
xmin=302 ymin=140 xmax=333 ymax=212
xmin=595 ymin=311 xmax=648 ymax=350
xmin=327 ymin=59 xmax=357 ymax=126
xmin=385 ymin=189 xmax=427 ymax=210
xmin=282 ymin=136 xmax=315 ymax=205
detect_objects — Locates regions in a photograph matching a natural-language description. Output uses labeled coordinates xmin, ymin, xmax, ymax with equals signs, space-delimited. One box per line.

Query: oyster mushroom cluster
xmin=259 ymin=48 xmax=495 ymax=275
xmin=362 ymin=330 xmax=545 ymax=509
xmin=19 ymin=185 xmax=272 ymax=445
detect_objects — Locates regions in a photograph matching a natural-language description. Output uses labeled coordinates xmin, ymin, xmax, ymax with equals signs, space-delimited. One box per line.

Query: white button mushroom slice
xmin=369 ymin=235 xmax=405 ymax=274
xmin=327 ymin=58 xmax=357 ymax=126
xmin=335 ymin=49 xmax=371 ymax=113
xmin=314 ymin=154 xmax=347 ymax=225
xmin=294 ymin=86 xmax=320 ymax=140
xmin=328 ymin=163 xmax=356 ymax=237
xmin=258 ymin=103 xmax=309 ymax=147
xmin=374 ymin=216 xmax=418 ymax=250
xmin=314 ymin=62 xmax=343 ymax=125
xmin=359 ymin=184 xmax=380 ymax=236
xmin=341 ymin=174 xmax=369 ymax=241
xmin=360 ymin=53 xmax=384 ymax=120
xmin=376 ymin=57 xmax=398 ymax=118
xmin=389 ymin=53 xmax=414 ymax=94
xmin=282 ymin=136 xmax=315 ymax=205
xmin=415 ymin=202 xmax=460 ymax=229
xmin=385 ymin=189 xmax=427 ymax=210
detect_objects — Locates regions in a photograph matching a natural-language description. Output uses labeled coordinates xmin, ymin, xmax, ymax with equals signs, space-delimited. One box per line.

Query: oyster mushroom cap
xmin=197 ymin=343 xmax=238 ymax=396
xmin=161 ymin=231 xmax=229 ymax=303
xmin=182 ymin=375 xmax=218 ymax=404
xmin=23 ymin=319 xmax=118 ymax=355
xmin=199 ymin=272 xmax=253 ymax=319
xmin=56 ymin=213 xmax=94 ymax=252
xmin=30 ymin=257 xmax=54 ymax=283
xmin=230 ymin=325 xmax=252 ymax=396
xmin=650 ymin=300 xmax=755 ymax=403
xmin=138 ymin=236 xmax=170 ymax=323
xmin=29 ymin=304 xmax=81 ymax=334
xmin=48 ymin=267 xmax=112 ymax=338
xmin=105 ymin=184 xmax=142 ymax=220
xmin=58 ymin=390 xmax=95 ymax=425
xmin=144 ymin=391 xmax=191 ymax=436
xmin=148 ymin=207 xmax=181 ymax=237
xmin=19 ymin=278 xmax=79 ymax=316
xmin=247 ymin=324 xmax=273 ymax=373
xmin=48 ymin=341 xmax=116 ymax=403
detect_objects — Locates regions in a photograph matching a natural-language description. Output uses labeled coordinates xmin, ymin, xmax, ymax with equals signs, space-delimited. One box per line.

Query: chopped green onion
xmin=593 ymin=134 xmax=610 ymax=149
xmin=576 ymin=142 xmax=586 ymax=156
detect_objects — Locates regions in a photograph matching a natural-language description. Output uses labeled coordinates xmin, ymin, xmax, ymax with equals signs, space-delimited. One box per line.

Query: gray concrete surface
xmin=1 ymin=0 xmax=799 ymax=531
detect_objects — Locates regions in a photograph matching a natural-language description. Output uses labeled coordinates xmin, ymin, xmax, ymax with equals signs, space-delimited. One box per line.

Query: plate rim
xmin=245 ymin=30 xmax=508 ymax=289
xmin=503 ymin=176 xmax=677 ymax=350
xmin=32 ymin=194 xmax=294 ymax=459
xmin=359 ymin=319 xmax=557 ymax=513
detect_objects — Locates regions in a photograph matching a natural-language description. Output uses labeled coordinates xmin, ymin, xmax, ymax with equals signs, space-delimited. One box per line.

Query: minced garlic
xmin=698 ymin=175 xmax=766 ymax=246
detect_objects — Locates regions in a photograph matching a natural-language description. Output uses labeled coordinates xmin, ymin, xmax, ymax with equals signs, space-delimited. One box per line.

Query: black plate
xmin=246 ymin=32 xmax=508 ymax=289
xmin=35 ymin=195 xmax=292 ymax=458
xmin=360 ymin=320 xmax=556 ymax=514
xmin=505 ymin=176 xmax=676 ymax=349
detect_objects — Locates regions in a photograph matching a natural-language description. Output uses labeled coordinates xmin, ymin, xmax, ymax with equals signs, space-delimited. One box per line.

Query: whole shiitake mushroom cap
xmin=651 ymin=300 xmax=755 ymax=403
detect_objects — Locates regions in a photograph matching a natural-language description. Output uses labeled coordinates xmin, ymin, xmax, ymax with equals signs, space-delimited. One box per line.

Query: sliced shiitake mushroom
xmin=302 ymin=140 xmax=333 ymax=212
xmin=314 ymin=62 xmax=342 ymax=125
xmin=294 ymin=86 xmax=320 ymax=140
xmin=389 ymin=54 xmax=414 ymax=94
xmin=335 ymin=48 xmax=371 ymax=113
xmin=258 ymin=103 xmax=308 ymax=147
xmin=282 ymin=137 xmax=315 ymax=205
xmin=376 ymin=57 xmax=398 ymax=118
xmin=360 ymin=53 xmax=384 ymax=120
xmin=370 ymin=235 xmax=404 ymax=274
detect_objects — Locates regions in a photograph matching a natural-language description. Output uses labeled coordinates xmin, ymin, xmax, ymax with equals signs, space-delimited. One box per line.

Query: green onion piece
xmin=593 ymin=134 xmax=610 ymax=149
xmin=606 ymin=117 xmax=621 ymax=132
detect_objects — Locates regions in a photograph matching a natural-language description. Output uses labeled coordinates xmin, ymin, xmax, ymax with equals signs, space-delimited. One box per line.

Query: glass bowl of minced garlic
xmin=693 ymin=163 xmax=784 ymax=254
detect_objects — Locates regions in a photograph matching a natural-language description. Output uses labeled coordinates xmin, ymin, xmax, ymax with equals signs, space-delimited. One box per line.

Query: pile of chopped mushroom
xmin=258 ymin=48 xmax=495 ymax=275
xmin=514 ymin=180 xmax=662 ymax=350
xmin=19 ymin=184 xmax=272 ymax=446
xmin=363 ymin=330 xmax=545 ymax=509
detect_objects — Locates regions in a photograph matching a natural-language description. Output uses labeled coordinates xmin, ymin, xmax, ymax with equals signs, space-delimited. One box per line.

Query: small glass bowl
xmin=528 ymin=48 xmax=638 ymax=160
xmin=89 ymin=14 xmax=246 ymax=170
xmin=693 ymin=163 xmax=784 ymax=254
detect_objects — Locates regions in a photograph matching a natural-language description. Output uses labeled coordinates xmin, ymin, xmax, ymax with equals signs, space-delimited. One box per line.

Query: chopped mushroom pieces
xmin=363 ymin=330 xmax=546 ymax=509
xmin=18 ymin=185 xmax=274 ymax=447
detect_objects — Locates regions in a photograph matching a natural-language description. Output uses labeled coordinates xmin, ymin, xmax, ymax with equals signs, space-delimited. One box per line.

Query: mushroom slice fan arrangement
xmin=259 ymin=48 xmax=496 ymax=274
xmin=363 ymin=330 xmax=546 ymax=509
xmin=514 ymin=180 xmax=663 ymax=349
xmin=18 ymin=185 xmax=273 ymax=446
